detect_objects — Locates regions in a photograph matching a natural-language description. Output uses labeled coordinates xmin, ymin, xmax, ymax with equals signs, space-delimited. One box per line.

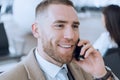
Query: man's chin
xmin=63 ymin=57 xmax=73 ymax=64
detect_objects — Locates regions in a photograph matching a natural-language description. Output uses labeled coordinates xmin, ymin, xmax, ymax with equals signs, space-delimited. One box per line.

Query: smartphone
xmin=74 ymin=39 xmax=85 ymax=61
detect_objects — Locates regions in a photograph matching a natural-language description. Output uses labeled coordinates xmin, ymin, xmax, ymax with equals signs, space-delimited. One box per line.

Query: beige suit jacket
xmin=0 ymin=48 xmax=118 ymax=80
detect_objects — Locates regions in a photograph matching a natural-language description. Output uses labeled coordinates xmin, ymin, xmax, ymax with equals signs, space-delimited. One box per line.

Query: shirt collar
xmin=35 ymin=49 xmax=68 ymax=78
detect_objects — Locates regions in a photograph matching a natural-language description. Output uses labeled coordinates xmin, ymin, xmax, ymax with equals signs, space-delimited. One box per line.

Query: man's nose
xmin=64 ymin=27 xmax=75 ymax=39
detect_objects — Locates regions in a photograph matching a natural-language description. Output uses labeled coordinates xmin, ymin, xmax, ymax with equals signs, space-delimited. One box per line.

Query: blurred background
xmin=0 ymin=0 xmax=120 ymax=73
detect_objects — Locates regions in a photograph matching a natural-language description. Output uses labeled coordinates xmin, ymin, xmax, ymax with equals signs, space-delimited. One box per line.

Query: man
xmin=0 ymin=0 xmax=118 ymax=80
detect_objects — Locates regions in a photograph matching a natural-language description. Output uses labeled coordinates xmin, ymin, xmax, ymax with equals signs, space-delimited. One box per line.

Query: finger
xmin=78 ymin=40 xmax=90 ymax=46
xmin=85 ymin=48 xmax=102 ymax=59
xmin=84 ymin=47 xmax=94 ymax=58
xmin=80 ymin=43 xmax=92 ymax=55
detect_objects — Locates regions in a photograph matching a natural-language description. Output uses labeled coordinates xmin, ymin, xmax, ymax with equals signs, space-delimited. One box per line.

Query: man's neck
xmin=37 ymin=47 xmax=63 ymax=67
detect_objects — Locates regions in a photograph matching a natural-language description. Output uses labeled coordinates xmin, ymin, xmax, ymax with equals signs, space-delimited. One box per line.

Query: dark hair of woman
xmin=102 ymin=5 xmax=120 ymax=47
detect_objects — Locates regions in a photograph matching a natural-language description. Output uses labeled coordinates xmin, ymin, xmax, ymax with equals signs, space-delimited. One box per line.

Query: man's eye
xmin=57 ymin=24 xmax=64 ymax=27
xmin=73 ymin=25 xmax=79 ymax=29
xmin=54 ymin=24 xmax=64 ymax=29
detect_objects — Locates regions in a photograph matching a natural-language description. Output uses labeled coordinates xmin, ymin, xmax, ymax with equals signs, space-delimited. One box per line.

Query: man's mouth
xmin=58 ymin=44 xmax=75 ymax=50
xmin=59 ymin=44 xmax=72 ymax=48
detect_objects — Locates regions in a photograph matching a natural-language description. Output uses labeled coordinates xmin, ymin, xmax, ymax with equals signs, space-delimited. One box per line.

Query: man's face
xmin=36 ymin=4 xmax=79 ymax=64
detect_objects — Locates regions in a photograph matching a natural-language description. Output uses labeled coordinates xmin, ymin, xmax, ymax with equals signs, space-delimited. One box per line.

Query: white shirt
xmin=35 ymin=49 xmax=69 ymax=80
xmin=93 ymin=32 xmax=118 ymax=56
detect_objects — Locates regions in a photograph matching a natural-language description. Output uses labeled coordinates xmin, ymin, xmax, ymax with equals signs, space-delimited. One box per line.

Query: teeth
xmin=60 ymin=45 xmax=72 ymax=48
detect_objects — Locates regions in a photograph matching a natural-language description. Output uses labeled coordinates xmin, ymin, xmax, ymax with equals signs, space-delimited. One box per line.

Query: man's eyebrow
xmin=54 ymin=20 xmax=80 ymax=25
xmin=73 ymin=21 xmax=80 ymax=25
xmin=54 ymin=20 xmax=67 ymax=23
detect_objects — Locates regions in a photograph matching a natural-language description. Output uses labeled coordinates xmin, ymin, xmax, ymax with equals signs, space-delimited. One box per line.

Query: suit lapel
xmin=67 ymin=61 xmax=93 ymax=80
xmin=22 ymin=48 xmax=46 ymax=80
xmin=67 ymin=62 xmax=85 ymax=80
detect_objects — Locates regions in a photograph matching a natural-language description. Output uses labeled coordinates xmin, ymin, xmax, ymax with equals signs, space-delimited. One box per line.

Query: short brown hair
xmin=35 ymin=0 xmax=74 ymax=18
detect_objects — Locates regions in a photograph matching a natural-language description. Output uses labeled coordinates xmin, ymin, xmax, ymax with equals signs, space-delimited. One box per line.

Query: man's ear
xmin=32 ymin=23 xmax=40 ymax=38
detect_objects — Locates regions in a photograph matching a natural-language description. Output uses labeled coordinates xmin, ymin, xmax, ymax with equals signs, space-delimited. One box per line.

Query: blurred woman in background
xmin=93 ymin=5 xmax=120 ymax=56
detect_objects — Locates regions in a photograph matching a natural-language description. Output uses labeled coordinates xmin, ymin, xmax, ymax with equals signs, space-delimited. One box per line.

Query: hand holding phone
xmin=74 ymin=39 xmax=85 ymax=61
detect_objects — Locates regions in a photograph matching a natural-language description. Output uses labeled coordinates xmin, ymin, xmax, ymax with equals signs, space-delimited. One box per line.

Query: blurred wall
xmin=13 ymin=0 xmax=42 ymax=33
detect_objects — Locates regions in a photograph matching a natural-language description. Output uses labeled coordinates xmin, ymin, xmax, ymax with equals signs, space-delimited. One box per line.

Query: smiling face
xmin=33 ymin=4 xmax=80 ymax=66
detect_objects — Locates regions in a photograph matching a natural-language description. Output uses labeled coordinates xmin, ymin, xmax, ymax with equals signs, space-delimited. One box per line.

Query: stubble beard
xmin=42 ymin=39 xmax=73 ymax=64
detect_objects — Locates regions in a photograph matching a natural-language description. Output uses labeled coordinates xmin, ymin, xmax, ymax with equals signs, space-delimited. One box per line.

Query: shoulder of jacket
xmin=0 ymin=62 xmax=28 ymax=80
